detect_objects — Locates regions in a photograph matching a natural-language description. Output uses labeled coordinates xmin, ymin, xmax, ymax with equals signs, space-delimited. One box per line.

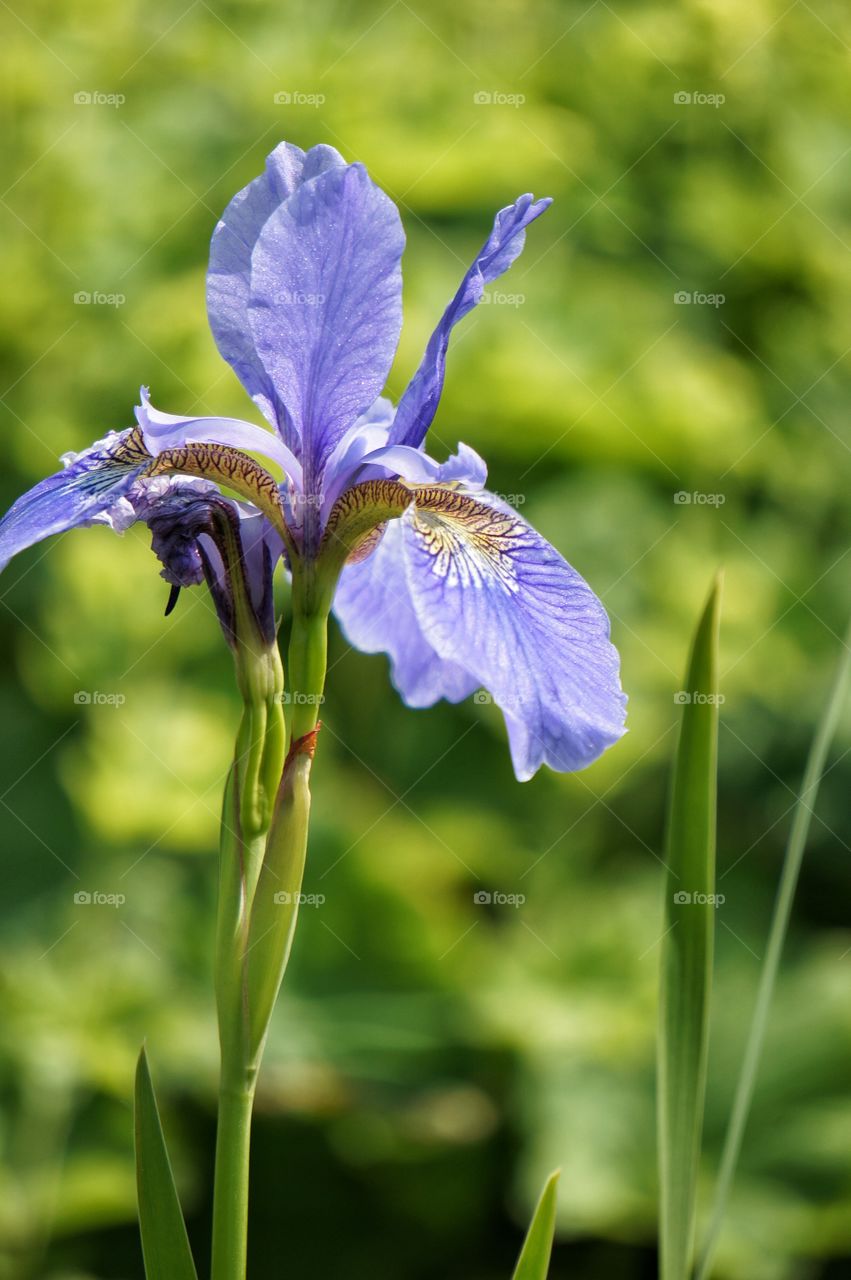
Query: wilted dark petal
xmin=333 ymin=519 xmax=478 ymax=707
xmin=248 ymin=161 xmax=405 ymax=482
xmin=401 ymin=490 xmax=626 ymax=779
xmin=137 ymin=478 xmax=220 ymax=587
xmin=0 ymin=432 xmax=145 ymax=572
xmin=389 ymin=194 xmax=551 ymax=450
xmin=207 ymin=142 xmax=346 ymax=447
xmin=143 ymin=486 xmax=280 ymax=645
xmin=236 ymin=506 xmax=281 ymax=641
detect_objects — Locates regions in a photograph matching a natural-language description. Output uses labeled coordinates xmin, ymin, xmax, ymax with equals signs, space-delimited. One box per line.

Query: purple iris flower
xmin=0 ymin=141 xmax=626 ymax=779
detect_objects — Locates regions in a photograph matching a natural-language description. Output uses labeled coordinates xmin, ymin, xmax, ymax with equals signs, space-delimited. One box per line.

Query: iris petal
xmin=207 ymin=141 xmax=346 ymax=447
xmin=333 ymin=519 xmax=479 ymax=708
xmin=359 ymin=441 xmax=488 ymax=489
xmin=319 ymin=395 xmax=395 ymax=516
xmin=334 ymin=485 xmax=625 ymax=781
xmin=389 ymin=193 xmax=551 ymax=450
xmin=402 ymin=490 xmax=626 ymax=778
xmin=136 ymin=388 xmax=303 ymax=486
xmin=248 ymin=161 xmax=405 ymax=483
xmin=0 ymin=433 xmax=146 ymax=571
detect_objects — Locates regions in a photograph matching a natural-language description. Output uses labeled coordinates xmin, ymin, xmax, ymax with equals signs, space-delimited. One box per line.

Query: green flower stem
xmin=212 ymin=676 xmax=284 ymax=1280
xmin=287 ymin=605 xmax=328 ymax=740
xmin=211 ymin=574 xmax=329 ymax=1280
xmin=233 ymin=645 xmax=288 ymax=884
xmin=209 ymin=510 xmax=287 ymax=1280
xmin=242 ymin=599 xmax=329 ymax=1056
xmin=211 ymin=1074 xmax=256 ymax=1280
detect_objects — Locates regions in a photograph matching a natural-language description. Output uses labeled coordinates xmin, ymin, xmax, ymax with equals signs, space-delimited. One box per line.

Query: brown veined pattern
xmin=110 ymin=425 xmax=153 ymax=466
xmin=408 ymin=488 xmax=525 ymax=594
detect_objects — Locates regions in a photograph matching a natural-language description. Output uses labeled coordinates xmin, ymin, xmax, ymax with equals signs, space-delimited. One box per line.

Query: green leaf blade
xmin=512 ymin=1170 xmax=560 ymax=1280
xmin=658 ymin=575 xmax=722 ymax=1280
xmin=134 ymin=1046 xmax=198 ymax=1280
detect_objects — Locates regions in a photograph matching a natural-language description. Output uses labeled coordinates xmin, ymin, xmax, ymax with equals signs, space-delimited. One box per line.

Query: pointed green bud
xmin=244 ymin=728 xmax=318 ymax=1060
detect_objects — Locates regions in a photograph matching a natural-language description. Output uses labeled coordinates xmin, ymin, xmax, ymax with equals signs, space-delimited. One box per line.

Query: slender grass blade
xmin=658 ymin=575 xmax=722 ymax=1280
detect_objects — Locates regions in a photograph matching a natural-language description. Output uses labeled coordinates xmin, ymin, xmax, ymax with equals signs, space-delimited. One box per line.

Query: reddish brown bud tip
xmin=284 ymin=723 xmax=321 ymax=770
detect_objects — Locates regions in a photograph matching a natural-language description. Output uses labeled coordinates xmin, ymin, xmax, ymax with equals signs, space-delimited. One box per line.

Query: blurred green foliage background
xmin=1 ymin=1 xmax=850 ymax=1277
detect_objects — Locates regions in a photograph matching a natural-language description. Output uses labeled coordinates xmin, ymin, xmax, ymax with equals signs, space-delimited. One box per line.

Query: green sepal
xmin=244 ymin=743 xmax=314 ymax=1060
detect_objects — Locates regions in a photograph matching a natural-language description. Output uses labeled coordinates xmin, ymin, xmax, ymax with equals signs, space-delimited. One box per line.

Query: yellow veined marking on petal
xmin=320 ymin=478 xmax=412 ymax=570
xmin=110 ymin=426 xmax=152 ymax=466
xmin=112 ymin=429 xmax=297 ymax=560
xmin=346 ymin=522 xmax=388 ymax=565
xmin=407 ymin=487 xmax=523 ymax=593
xmin=319 ymin=480 xmax=525 ymax=591
xmin=149 ymin=443 xmax=293 ymax=547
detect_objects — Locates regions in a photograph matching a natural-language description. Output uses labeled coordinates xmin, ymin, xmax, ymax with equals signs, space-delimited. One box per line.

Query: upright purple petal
xmin=333 ymin=519 xmax=478 ymax=707
xmin=248 ymin=161 xmax=405 ymax=484
xmin=207 ymin=142 xmax=346 ymax=447
xmin=319 ymin=395 xmax=395 ymax=516
xmin=358 ymin=440 xmax=488 ymax=489
xmin=389 ymin=194 xmax=551 ymax=449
